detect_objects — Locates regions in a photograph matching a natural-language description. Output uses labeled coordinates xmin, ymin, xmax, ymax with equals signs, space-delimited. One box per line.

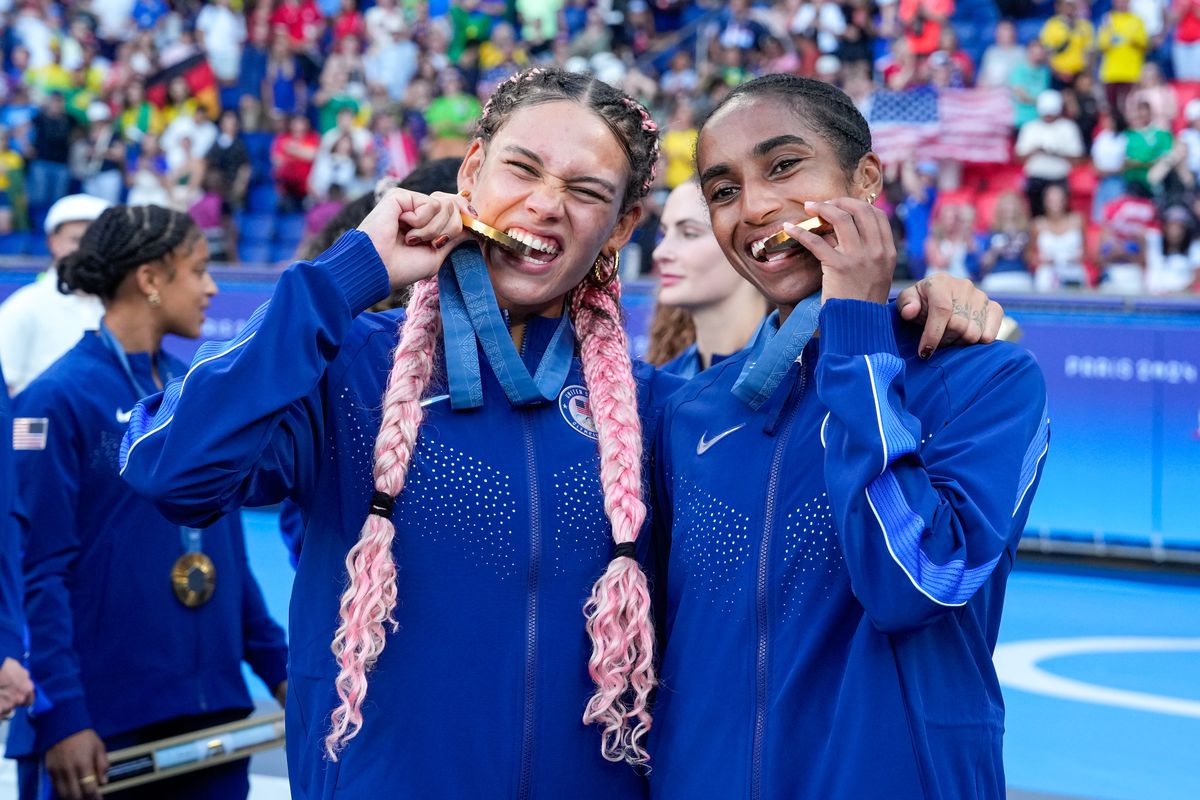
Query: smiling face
xmin=457 ymin=100 xmax=641 ymax=318
xmin=696 ymin=95 xmax=879 ymax=309
xmin=653 ymin=182 xmax=746 ymax=311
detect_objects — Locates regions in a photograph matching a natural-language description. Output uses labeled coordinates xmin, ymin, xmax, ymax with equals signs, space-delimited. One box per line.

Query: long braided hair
xmin=326 ymin=67 xmax=662 ymax=765
xmin=57 ymin=205 xmax=201 ymax=298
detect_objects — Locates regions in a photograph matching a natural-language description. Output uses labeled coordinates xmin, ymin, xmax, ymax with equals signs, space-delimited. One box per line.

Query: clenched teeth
xmin=505 ymin=228 xmax=560 ymax=256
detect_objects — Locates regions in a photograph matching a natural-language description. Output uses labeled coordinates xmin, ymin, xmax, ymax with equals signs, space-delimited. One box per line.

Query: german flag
xmin=145 ymin=51 xmax=221 ymax=120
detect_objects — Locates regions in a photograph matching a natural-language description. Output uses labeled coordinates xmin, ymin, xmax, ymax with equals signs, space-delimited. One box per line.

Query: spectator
xmin=162 ymin=105 xmax=218 ymax=173
xmin=979 ymin=19 xmax=1027 ymax=88
xmin=270 ymin=0 xmax=324 ymax=57
xmin=271 ymin=113 xmax=319 ymax=210
xmin=924 ymin=202 xmax=979 ymax=280
xmin=1062 ymin=70 xmax=1101 ymax=147
xmin=1176 ymin=99 xmax=1200 ymax=189
xmin=125 ymin=132 xmax=171 ymax=206
xmin=897 ymin=0 xmax=954 ymax=57
xmin=1146 ymin=204 xmax=1199 ymax=291
xmin=0 ymin=129 xmax=27 ymax=235
xmin=882 ymin=35 xmax=920 ymax=90
xmin=314 ymin=60 xmax=366 ymax=134
xmin=167 ymin=135 xmax=207 ymax=211
xmin=790 ymin=0 xmax=847 ymax=55
xmin=117 ymin=79 xmax=164 ymax=144
xmin=365 ymin=0 xmax=406 ymax=51
xmin=1016 ymin=90 xmax=1085 ymax=217
xmin=27 ymin=92 xmax=75 ymax=216
xmin=516 ymin=0 xmax=566 ymax=47
xmin=979 ymin=191 xmax=1034 ymax=292
xmin=161 ymin=75 xmax=199 ymax=126
xmin=1040 ymin=0 xmax=1094 ymax=88
xmin=365 ymin=16 xmax=419 ymax=103
xmin=239 ymin=20 xmax=272 ymax=102
xmin=897 ymin=158 xmax=940 ymax=276
xmin=0 ymin=194 xmax=111 ymax=396
xmin=1034 ymin=183 xmax=1089 ymax=289
xmin=1092 ymin=112 xmax=1129 ymax=220
xmin=264 ymin=32 xmax=307 ymax=116
xmin=567 ymin=8 xmax=614 ymax=59
xmin=331 ymin=0 xmax=366 ymax=42
xmin=449 ymin=0 xmax=499 ymax=61
xmin=69 ymin=102 xmax=125 ymax=205
xmin=715 ymin=0 xmax=768 ymax=53
xmin=319 ymin=106 xmax=373 ymax=158
xmin=1098 ymin=0 xmax=1149 ymax=126
xmin=478 ymin=22 xmax=530 ymax=93
xmin=1126 ymin=62 xmax=1176 ymax=131
xmin=1123 ymin=97 xmax=1174 ymax=195
xmin=838 ymin=1 xmax=877 ymax=70
xmin=936 ymin=27 xmax=975 ymax=86
xmin=1098 ymin=186 xmax=1157 ymax=293
xmin=1174 ymin=0 xmax=1200 ymax=80
xmin=423 ymin=69 xmax=482 ymax=159
xmin=661 ymin=50 xmax=699 ymax=97
xmin=763 ymin=35 xmax=802 ymax=75
xmin=196 ymin=0 xmax=247 ymax=85
xmin=206 ymin=109 xmax=252 ymax=212
xmin=308 ymin=133 xmax=361 ymax=199
xmin=661 ymin=101 xmax=698 ymax=190
xmin=374 ymin=108 xmax=419 ymax=180
xmin=1010 ymin=40 xmax=1052 ymax=128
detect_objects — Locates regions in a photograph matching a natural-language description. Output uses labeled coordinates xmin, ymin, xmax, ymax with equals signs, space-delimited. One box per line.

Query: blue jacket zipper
xmin=750 ymin=356 xmax=805 ymax=800
xmin=517 ymin=324 xmax=540 ymax=800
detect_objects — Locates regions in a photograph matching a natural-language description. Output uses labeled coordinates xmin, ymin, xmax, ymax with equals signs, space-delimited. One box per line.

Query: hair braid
xmin=325 ymin=276 xmax=442 ymax=759
xmin=57 ymin=204 xmax=200 ymax=298
xmin=571 ymin=272 xmax=655 ymax=765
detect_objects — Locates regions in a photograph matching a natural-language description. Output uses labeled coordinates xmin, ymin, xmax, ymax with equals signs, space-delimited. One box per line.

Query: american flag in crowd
xmin=868 ymin=86 xmax=1013 ymax=166
xmin=12 ymin=417 xmax=48 ymax=451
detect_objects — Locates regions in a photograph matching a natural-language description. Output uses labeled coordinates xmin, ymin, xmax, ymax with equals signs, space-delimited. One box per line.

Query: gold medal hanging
xmin=172 ymin=528 xmax=216 ymax=607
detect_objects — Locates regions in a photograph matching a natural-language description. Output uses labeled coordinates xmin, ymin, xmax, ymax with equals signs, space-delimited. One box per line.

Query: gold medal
xmin=459 ymin=212 xmax=541 ymax=259
xmin=171 ymin=552 xmax=216 ymax=607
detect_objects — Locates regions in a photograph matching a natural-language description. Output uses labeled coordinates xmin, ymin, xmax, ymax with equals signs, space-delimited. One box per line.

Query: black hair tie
xmin=369 ymin=491 xmax=396 ymax=518
xmin=612 ymin=542 xmax=637 ymax=561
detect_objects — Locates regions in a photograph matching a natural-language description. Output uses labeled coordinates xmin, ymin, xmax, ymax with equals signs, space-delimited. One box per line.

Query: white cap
xmin=86 ymin=101 xmax=112 ymax=122
xmin=815 ymin=54 xmax=842 ymax=75
xmin=44 ymin=194 xmax=112 ymax=235
xmin=1036 ymin=90 xmax=1063 ymax=117
xmin=1186 ymin=99 xmax=1200 ymax=122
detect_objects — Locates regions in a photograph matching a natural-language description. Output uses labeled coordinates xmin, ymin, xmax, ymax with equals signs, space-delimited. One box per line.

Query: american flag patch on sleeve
xmin=13 ymin=417 xmax=48 ymax=450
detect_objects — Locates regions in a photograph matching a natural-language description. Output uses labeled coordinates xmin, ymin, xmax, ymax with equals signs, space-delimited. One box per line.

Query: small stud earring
xmin=867 ymin=192 xmax=878 ymax=204
xmin=147 ymin=291 xmax=161 ymax=307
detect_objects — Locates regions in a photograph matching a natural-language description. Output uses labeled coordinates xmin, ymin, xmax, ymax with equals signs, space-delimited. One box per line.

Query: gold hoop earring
xmin=591 ymin=251 xmax=619 ymax=287
xmin=147 ymin=291 xmax=161 ymax=307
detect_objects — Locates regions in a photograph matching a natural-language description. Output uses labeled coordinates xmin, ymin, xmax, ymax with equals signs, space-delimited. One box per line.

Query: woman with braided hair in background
xmin=8 ymin=205 xmax=288 ymax=800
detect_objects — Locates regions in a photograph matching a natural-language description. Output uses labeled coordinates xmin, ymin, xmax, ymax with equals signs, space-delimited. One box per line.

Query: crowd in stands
xmin=0 ymin=0 xmax=1197 ymax=293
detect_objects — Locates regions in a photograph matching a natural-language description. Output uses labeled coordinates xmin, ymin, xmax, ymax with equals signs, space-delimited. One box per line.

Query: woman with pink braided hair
xmin=119 ymin=66 xmax=995 ymax=798
xmin=120 ymin=68 xmax=671 ymax=798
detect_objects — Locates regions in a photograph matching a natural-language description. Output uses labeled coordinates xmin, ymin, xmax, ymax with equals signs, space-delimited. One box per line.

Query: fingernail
xmin=467 ymin=203 xmax=479 ymax=216
xmin=920 ymin=346 xmax=934 ymax=360
xmin=432 ymin=235 xmax=450 ymax=249
xmin=804 ymin=200 xmax=817 ymax=209
xmin=405 ymin=235 xmax=419 ymax=246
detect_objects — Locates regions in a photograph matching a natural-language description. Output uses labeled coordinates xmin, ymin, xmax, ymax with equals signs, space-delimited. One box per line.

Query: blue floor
xmin=240 ymin=510 xmax=1200 ymax=799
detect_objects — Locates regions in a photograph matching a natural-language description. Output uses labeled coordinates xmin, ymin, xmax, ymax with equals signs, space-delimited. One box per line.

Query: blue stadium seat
xmin=275 ymin=214 xmax=306 ymax=244
xmin=271 ymin=240 xmax=300 ymax=264
xmin=237 ymin=213 xmax=277 ymax=243
xmin=237 ymin=240 xmax=272 ymax=264
xmin=247 ymin=184 xmax=279 ymax=214
xmin=0 ymin=232 xmax=28 ymax=255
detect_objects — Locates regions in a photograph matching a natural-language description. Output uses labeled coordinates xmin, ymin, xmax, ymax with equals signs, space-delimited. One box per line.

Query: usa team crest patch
xmin=558 ymin=385 xmax=598 ymax=440
xmin=13 ymin=417 xmax=48 ymax=450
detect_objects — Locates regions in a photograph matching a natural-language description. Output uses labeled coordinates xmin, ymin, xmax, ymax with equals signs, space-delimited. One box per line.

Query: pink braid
xmin=572 ymin=275 xmax=656 ymax=765
xmin=325 ymin=277 xmax=442 ymax=759
xmin=622 ymin=97 xmax=660 ymax=194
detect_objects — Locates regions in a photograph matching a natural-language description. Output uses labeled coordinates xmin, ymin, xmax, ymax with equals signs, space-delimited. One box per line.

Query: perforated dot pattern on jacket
xmin=674 ymin=476 xmax=753 ymax=613
xmin=550 ymin=456 xmax=609 ymax=577
xmin=399 ymin=437 xmax=519 ymax=579
xmin=778 ymin=492 xmax=843 ymax=619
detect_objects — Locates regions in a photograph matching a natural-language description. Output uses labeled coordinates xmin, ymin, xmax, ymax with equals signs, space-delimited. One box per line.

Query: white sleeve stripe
xmin=863 ymin=354 xmax=888 ymax=476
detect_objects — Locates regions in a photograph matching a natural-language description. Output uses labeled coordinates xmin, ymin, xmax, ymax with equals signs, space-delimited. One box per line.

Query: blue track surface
xmin=239 ymin=509 xmax=1200 ymax=799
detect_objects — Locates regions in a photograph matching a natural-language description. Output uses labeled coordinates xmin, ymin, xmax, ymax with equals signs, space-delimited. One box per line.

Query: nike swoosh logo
xmin=116 ymin=409 xmax=133 ymax=424
xmin=697 ymin=424 xmax=745 ymax=455
xmin=419 ymin=394 xmax=451 ymax=408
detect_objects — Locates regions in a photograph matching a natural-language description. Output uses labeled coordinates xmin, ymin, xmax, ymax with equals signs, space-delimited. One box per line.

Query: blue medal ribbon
xmin=731 ymin=292 xmax=822 ymax=410
xmin=437 ymin=243 xmax=575 ymax=410
xmin=97 ymin=322 xmax=176 ymax=400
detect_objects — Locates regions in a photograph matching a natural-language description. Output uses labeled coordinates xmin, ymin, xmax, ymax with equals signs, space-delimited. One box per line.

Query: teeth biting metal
xmin=754 ymin=216 xmax=832 ymax=258
xmin=460 ymin=213 xmax=539 ymax=258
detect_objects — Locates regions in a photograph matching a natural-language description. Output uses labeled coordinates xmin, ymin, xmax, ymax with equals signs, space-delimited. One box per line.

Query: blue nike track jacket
xmin=6 ymin=334 xmax=288 ymax=759
xmin=0 ymin=360 xmax=25 ymax=664
xmin=119 ymin=231 xmax=682 ymax=799
xmin=649 ymin=299 xmax=1050 ymax=800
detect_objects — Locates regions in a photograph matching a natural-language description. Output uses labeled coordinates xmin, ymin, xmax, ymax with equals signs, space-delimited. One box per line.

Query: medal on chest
xmin=172 ymin=528 xmax=216 ymax=607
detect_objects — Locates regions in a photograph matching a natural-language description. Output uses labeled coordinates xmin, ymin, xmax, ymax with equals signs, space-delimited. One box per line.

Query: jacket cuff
xmin=819 ymin=299 xmax=899 ymax=357
xmin=252 ymin=650 xmax=289 ymax=695
xmin=313 ymin=230 xmax=391 ymax=316
xmin=33 ymin=694 xmax=92 ymax=751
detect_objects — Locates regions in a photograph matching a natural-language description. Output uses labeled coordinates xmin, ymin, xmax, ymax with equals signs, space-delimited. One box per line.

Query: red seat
xmin=1170 ymin=80 xmax=1200 ymax=132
